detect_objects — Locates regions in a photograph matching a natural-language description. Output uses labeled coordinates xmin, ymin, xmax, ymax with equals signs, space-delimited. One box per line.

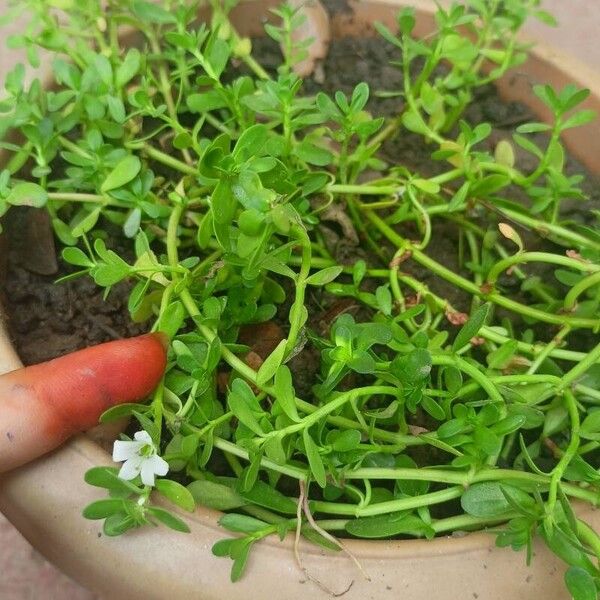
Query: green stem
xmin=577 ymin=519 xmax=600 ymax=561
xmin=527 ymin=326 xmax=570 ymax=375
xmin=312 ymin=486 xmax=464 ymax=518
xmin=366 ymin=211 xmax=599 ymax=329
xmin=284 ymin=226 xmax=311 ymax=358
xmin=486 ymin=252 xmax=598 ymax=285
xmin=564 ymin=271 xmax=600 ymax=311
xmin=497 ymin=207 xmax=600 ymax=252
xmin=328 ymin=183 xmax=399 ymax=196
xmin=214 ymin=437 xmax=307 ymax=481
xmin=432 ymin=354 xmax=505 ymax=404
xmin=560 ymin=340 xmax=600 ymax=390
xmin=262 ymin=386 xmax=400 ymax=442
xmin=127 ymin=142 xmax=197 ymax=176
xmin=546 ymin=390 xmax=580 ymax=519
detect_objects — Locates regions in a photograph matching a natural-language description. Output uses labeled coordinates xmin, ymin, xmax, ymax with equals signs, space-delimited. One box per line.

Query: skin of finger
xmin=0 ymin=333 xmax=167 ymax=473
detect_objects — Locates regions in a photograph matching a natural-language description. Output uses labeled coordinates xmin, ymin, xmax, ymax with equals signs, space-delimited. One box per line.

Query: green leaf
xmin=84 ymin=467 xmax=139 ymax=493
xmin=564 ymin=567 xmax=597 ymax=600
xmin=155 ymin=479 xmax=196 ymax=512
xmin=398 ymin=7 xmax=416 ymax=34
xmin=513 ymin=134 xmax=543 ymax=158
xmin=263 ymin=435 xmax=287 ymax=464
xmin=452 ymin=303 xmax=490 ymax=351
xmin=116 ymin=48 xmax=141 ymax=87
xmin=238 ymin=480 xmax=297 ymax=515
xmin=71 ymin=208 xmax=101 ymax=237
xmin=6 ymin=182 xmax=48 ymax=207
xmin=256 ymin=339 xmax=287 ymax=385
xmin=230 ymin=538 xmax=253 ymax=582
xmin=471 ymin=174 xmax=510 ymax=197
xmin=82 ymin=498 xmax=126 ymax=519
xmin=242 ymin=451 xmax=262 ymax=492
xmin=306 ymin=266 xmax=344 ymax=286
xmin=187 ymin=90 xmax=228 ymax=113
xmin=101 ymin=156 xmax=141 ymax=192
xmin=106 ymin=95 xmax=126 ymax=123
xmin=233 ymin=124 xmax=268 ymax=162
xmin=303 ymin=429 xmax=326 ymax=487
xmin=422 ymin=396 xmax=445 ymax=421
xmin=374 ymin=22 xmax=403 ymax=49
xmin=443 ymin=366 xmax=463 ymax=394
xmin=146 ymin=507 xmax=191 ymax=532
xmin=157 ymin=300 xmax=185 ymax=339
xmin=211 ymin=178 xmax=236 ymax=225
xmin=99 ymin=402 xmax=150 ymax=423
xmin=402 ymin=109 xmax=428 ymax=135
xmin=375 ymin=285 xmax=393 ymax=315
xmin=94 ymin=54 xmax=113 ymax=87
xmin=62 ymin=246 xmax=93 ymax=268
xmin=212 ymin=538 xmax=234 ymax=557
xmin=494 ymin=140 xmax=515 ymax=168
xmin=188 ymin=480 xmax=246 ymax=510
xmin=219 ymin=513 xmax=268 ymax=534
xmin=461 ymin=482 xmax=532 ymax=517
xmin=330 ymin=429 xmax=361 ymax=452
xmin=227 ymin=381 xmax=264 ymax=436
xmin=391 ymin=348 xmax=432 ymax=384
xmin=345 ymin=512 xmax=432 ymax=538
xmin=412 ymin=178 xmax=440 ymax=195
xmin=103 ymin=513 xmax=136 ymax=536
xmin=132 ymin=0 xmax=176 ymax=23
xmin=580 ymin=410 xmax=600 ymax=441
xmin=533 ymin=84 xmax=559 ymax=112
xmin=92 ymin=261 xmax=130 ymax=286
xmin=274 ymin=365 xmax=299 ymax=421
xmin=516 ymin=122 xmax=552 ymax=134
xmin=350 ymin=82 xmax=369 ymax=111
xmin=562 ymin=110 xmax=596 ymax=130
xmin=296 ymin=139 xmax=333 ymax=166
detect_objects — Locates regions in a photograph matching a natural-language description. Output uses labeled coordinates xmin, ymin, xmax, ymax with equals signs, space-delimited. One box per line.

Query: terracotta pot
xmin=1 ymin=1 xmax=599 ymax=598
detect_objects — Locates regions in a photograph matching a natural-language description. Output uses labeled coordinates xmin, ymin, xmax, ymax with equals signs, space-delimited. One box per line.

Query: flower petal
xmin=140 ymin=455 xmax=169 ymax=486
xmin=140 ymin=459 xmax=156 ymax=486
xmin=151 ymin=454 xmax=169 ymax=477
xmin=113 ymin=440 xmax=143 ymax=462
xmin=134 ymin=430 xmax=153 ymax=444
xmin=118 ymin=457 xmax=142 ymax=481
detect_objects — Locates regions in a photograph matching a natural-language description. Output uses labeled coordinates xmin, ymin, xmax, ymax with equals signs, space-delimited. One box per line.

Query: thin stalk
xmin=546 ymin=390 xmax=580 ymax=518
xmin=366 ymin=210 xmax=600 ymax=329
xmin=486 ymin=252 xmax=599 ymax=285
xmin=127 ymin=142 xmax=197 ymax=176
xmin=564 ymin=271 xmax=600 ymax=311
xmin=312 ymin=487 xmax=464 ymax=518
xmin=560 ymin=340 xmax=600 ymax=390
xmin=285 ymin=226 xmax=311 ymax=358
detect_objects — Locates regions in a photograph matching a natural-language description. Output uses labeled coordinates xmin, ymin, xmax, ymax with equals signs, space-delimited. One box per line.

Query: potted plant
xmin=1 ymin=1 xmax=599 ymax=599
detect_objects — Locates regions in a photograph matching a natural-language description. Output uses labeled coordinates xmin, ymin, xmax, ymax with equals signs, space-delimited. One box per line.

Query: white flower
xmin=112 ymin=430 xmax=169 ymax=486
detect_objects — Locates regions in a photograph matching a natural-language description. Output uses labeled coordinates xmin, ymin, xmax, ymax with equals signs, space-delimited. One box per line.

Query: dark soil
xmin=1 ymin=209 xmax=146 ymax=364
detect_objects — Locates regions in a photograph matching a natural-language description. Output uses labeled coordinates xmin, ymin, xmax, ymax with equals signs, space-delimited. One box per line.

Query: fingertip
xmin=152 ymin=331 xmax=170 ymax=351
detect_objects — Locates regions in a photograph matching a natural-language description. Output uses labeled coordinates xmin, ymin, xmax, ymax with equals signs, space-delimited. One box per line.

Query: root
xmin=293 ymin=481 xmax=370 ymax=596
xmin=293 ymin=482 xmax=356 ymax=597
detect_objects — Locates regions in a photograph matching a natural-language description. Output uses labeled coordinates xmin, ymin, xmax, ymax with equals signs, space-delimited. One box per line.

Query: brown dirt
xmin=1 ymin=208 xmax=146 ymax=365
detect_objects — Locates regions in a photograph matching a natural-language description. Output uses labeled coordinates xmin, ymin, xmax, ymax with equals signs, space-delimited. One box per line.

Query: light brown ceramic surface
xmin=1 ymin=2 xmax=599 ymax=599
